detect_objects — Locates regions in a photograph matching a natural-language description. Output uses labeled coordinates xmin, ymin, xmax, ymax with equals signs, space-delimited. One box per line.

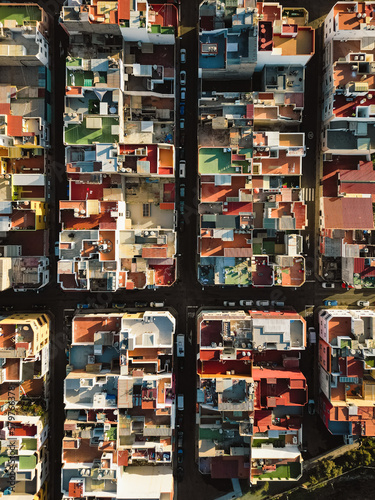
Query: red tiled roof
xmin=354 ymin=257 xmax=375 ymax=277
xmin=323 ymin=197 xmax=374 ymax=229
xmin=142 ymin=247 xmax=168 ymax=259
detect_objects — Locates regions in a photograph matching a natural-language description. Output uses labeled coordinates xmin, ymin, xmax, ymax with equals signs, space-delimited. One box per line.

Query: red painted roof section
xmin=118 ymin=450 xmax=128 ymax=466
xmin=7 ymin=115 xmax=23 ymax=136
xmin=69 ymin=482 xmax=83 ymax=498
xmin=118 ymin=0 xmax=130 ymax=22
xmin=246 ymin=104 xmax=254 ymax=119
xmin=323 ymin=197 xmax=374 ymax=229
xmin=142 ymin=247 xmax=168 ymax=259
xmin=0 ymin=103 xmax=10 ymax=114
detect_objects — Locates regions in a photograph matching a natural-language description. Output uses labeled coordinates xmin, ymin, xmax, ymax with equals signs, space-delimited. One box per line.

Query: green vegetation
xmin=105 ymin=427 xmax=117 ymax=441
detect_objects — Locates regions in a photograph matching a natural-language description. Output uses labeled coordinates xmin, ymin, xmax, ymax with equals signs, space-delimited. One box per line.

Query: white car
xmin=239 ymin=300 xmax=253 ymax=306
xmin=179 ymin=160 xmax=186 ymax=178
xmin=322 ymin=282 xmax=335 ymax=288
xmin=180 ymin=70 xmax=187 ymax=85
xmin=180 ymin=48 xmax=186 ymax=63
xmin=357 ymin=300 xmax=370 ymax=307
xmin=256 ymin=300 xmax=270 ymax=307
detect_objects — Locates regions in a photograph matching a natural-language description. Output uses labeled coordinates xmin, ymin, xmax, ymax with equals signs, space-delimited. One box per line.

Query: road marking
xmin=302 ymin=187 xmax=315 ymax=202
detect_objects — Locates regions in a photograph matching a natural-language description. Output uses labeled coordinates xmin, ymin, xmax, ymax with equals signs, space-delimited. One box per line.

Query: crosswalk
xmin=301 ymin=187 xmax=315 ymax=202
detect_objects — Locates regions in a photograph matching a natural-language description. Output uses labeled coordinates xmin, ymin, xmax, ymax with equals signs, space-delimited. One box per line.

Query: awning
xmin=93 ymin=89 xmax=107 ymax=101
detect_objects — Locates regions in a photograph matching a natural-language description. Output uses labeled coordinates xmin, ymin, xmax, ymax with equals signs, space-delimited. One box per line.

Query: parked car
xmin=55 ymin=241 xmax=59 ymax=256
xmin=135 ymin=301 xmax=148 ymax=308
xmin=179 ymin=147 xmax=185 ymax=159
xmin=77 ymin=304 xmax=90 ymax=309
xmin=223 ymin=301 xmax=236 ymax=306
xmin=271 ymin=301 xmax=284 ymax=307
xmin=150 ymin=302 xmax=165 ymax=307
xmin=180 ymin=48 xmax=186 ymax=63
xmin=179 ymin=118 xmax=185 ymax=129
xmin=308 ymin=327 xmax=316 ymax=344
xmin=180 ymin=184 xmax=185 ymax=198
xmin=177 ymin=449 xmax=184 ymax=464
xmin=322 ymin=282 xmax=335 ymax=288
xmin=180 ymin=70 xmax=186 ymax=85
xmin=179 ymin=217 xmax=185 ymax=232
xmin=239 ymin=300 xmax=253 ymax=306
xmin=112 ymin=303 xmax=126 ymax=309
xmin=180 ymin=103 xmax=185 ymax=116
xmin=177 ymin=466 xmax=184 ymax=482
xmin=357 ymin=300 xmax=370 ymax=307
xmin=177 ymin=431 xmax=183 ymax=447
xmin=256 ymin=300 xmax=270 ymax=307
xmin=179 ymin=160 xmax=186 ymax=178
xmin=176 ymin=414 xmax=184 ymax=429
xmin=177 ymin=394 xmax=184 ymax=411
xmin=180 ymin=87 xmax=186 ymax=101
xmin=323 ymin=300 xmax=338 ymax=306
xmin=308 ymin=399 xmax=315 ymax=415
xmin=179 ymin=201 xmax=185 ymax=214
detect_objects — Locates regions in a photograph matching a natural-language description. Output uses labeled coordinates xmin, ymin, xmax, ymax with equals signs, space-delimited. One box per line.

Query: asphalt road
xmin=1 ymin=1 xmax=375 ymax=499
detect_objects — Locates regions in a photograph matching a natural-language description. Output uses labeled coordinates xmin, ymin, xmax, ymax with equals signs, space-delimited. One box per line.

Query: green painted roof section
xmin=19 ymin=455 xmax=37 ymax=470
xmin=199 ymin=428 xmax=224 ymax=442
xmin=64 ymin=117 xmax=119 ymax=145
xmin=199 ymin=148 xmax=252 ymax=174
xmin=22 ymin=439 xmax=37 ymax=451
xmin=0 ymin=6 xmax=41 ymax=25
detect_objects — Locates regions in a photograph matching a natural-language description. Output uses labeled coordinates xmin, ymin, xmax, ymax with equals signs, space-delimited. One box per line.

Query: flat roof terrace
xmin=273 ymin=27 xmax=314 ymax=56
xmin=334 ymin=63 xmax=375 ymax=90
xmin=335 ymin=2 xmax=375 ymax=31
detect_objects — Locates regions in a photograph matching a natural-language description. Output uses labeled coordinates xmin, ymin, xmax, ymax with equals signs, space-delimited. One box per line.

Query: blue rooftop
xmin=199 ymin=31 xmax=226 ymax=70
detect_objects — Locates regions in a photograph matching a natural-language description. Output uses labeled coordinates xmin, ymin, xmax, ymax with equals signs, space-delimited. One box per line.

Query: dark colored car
xmin=179 ymin=218 xmax=185 ymax=232
xmin=112 ymin=303 xmax=126 ymax=309
xmin=179 ymin=184 xmax=185 ymax=198
xmin=177 ymin=449 xmax=183 ymax=464
xmin=323 ymin=300 xmax=338 ymax=306
xmin=177 ymin=466 xmax=184 ymax=482
xmin=180 ymin=103 xmax=185 ymax=116
xmin=135 ymin=301 xmax=148 ymax=308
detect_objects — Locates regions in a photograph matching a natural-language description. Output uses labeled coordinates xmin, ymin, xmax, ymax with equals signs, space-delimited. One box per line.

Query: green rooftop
xmin=21 ymin=438 xmax=37 ymax=451
xmin=199 ymin=147 xmax=252 ymax=175
xmin=199 ymin=428 xmax=224 ymax=442
xmin=257 ymin=462 xmax=301 ymax=480
xmin=66 ymin=57 xmax=82 ymax=67
xmin=19 ymin=455 xmax=37 ymax=470
xmin=0 ymin=5 xmax=41 ymax=26
xmin=0 ymin=455 xmax=8 ymax=466
xmin=64 ymin=117 xmax=119 ymax=145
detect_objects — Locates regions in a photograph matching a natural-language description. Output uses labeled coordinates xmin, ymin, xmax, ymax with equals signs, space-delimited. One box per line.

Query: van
xmin=177 ymin=334 xmax=185 ymax=357
xmin=177 ymin=394 xmax=184 ymax=411
xmin=179 ymin=161 xmax=186 ymax=178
